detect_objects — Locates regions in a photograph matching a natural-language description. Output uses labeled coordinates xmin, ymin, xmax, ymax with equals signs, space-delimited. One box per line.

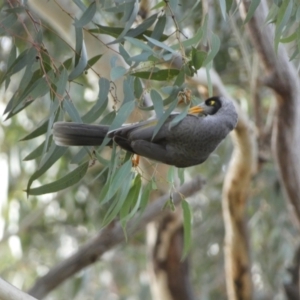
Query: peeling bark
xmin=147 ymin=210 xmax=196 ymax=300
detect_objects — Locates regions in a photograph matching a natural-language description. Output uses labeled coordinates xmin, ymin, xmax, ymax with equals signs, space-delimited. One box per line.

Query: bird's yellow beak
xmin=188 ymin=105 xmax=205 ymax=115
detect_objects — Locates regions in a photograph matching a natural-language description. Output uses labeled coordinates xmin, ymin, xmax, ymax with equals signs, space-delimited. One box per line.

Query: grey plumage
xmin=53 ymin=96 xmax=238 ymax=168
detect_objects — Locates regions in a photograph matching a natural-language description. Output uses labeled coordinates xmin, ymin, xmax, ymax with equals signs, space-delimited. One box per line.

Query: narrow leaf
xmin=28 ymin=161 xmax=89 ymax=195
xmin=27 ymin=143 xmax=67 ymax=193
xmin=75 ymin=1 xmax=96 ymax=27
xmin=244 ymin=0 xmax=261 ymax=24
xmin=151 ymin=89 xmax=164 ymax=118
xmin=181 ymin=199 xmax=192 ymax=259
xmin=20 ymin=119 xmax=48 ymax=141
xmin=203 ymin=33 xmax=221 ymax=66
xmin=131 ymin=69 xmax=179 ymax=81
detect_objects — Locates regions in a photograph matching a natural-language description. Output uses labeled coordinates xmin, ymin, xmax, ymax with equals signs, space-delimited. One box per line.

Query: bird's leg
xmin=132 ymin=154 xmax=140 ymax=168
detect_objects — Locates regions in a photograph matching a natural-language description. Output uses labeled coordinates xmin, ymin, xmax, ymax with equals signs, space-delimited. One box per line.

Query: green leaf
xmin=167 ymin=166 xmax=175 ymax=183
xmin=109 ymin=101 xmax=135 ymax=131
xmin=107 ymin=1 xmax=139 ymax=45
xmin=75 ymin=1 xmax=96 ymax=27
xmin=20 ymin=119 xmax=49 ymax=141
xmin=119 ymin=44 xmax=131 ymax=66
xmin=275 ymin=0 xmax=293 ymax=52
xmin=191 ymin=48 xmax=207 ymax=70
xmin=144 ymin=35 xmax=177 ymax=54
xmin=134 ymin=77 xmax=143 ymax=99
xmin=100 ymin=159 xmax=133 ymax=204
xmin=174 ymin=68 xmax=185 ymax=86
xmin=218 ymin=0 xmax=227 ymax=20
xmin=151 ymin=89 xmax=164 ymax=118
xmin=123 ymin=76 xmax=135 ymax=104
xmin=110 ymin=66 xmax=127 ymax=81
xmin=152 ymin=100 xmax=177 ymax=139
xmin=280 ymin=31 xmax=297 ymax=43
xmin=0 ymin=48 xmax=35 ymax=85
xmin=120 ymin=174 xmax=142 ymax=226
xmin=103 ymin=171 xmax=136 ymax=227
xmin=181 ymin=199 xmax=192 ymax=259
xmin=169 ymin=105 xmax=189 ymax=129
xmin=54 ymin=68 xmax=68 ymax=102
xmin=27 ymin=143 xmax=68 ymax=193
xmin=177 ymin=167 xmax=185 ymax=185
xmin=0 ymin=13 xmax=17 ymax=35
xmin=90 ymin=23 xmax=168 ymax=42
xmin=131 ymin=69 xmax=180 ymax=81
xmin=244 ymin=0 xmax=261 ymax=24
xmin=28 ymin=161 xmax=89 ymax=195
xmin=85 ymin=54 xmax=102 ymax=70
xmin=63 ymin=99 xmax=82 ymax=123
xmin=23 ymin=141 xmax=46 ymax=161
xmin=151 ymin=1 xmax=165 ymax=10
xmin=82 ymin=77 xmax=110 ymax=123
xmin=69 ymin=27 xmax=88 ymax=80
xmin=203 ymin=33 xmax=220 ymax=66
xmin=150 ymin=14 xmax=167 ymax=41
xmin=124 ymin=36 xmax=154 ymax=53
xmin=172 ymin=25 xmax=204 ymax=50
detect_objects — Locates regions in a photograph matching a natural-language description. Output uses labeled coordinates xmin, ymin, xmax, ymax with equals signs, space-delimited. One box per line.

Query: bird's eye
xmin=209 ymin=100 xmax=215 ymax=106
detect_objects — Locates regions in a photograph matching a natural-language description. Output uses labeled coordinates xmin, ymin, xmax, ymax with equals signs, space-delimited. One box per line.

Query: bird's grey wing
xmin=109 ymin=116 xmax=175 ymax=142
xmin=107 ymin=118 xmax=158 ymax=139
xmin=131 ymin=140 xmax=172 ymax=165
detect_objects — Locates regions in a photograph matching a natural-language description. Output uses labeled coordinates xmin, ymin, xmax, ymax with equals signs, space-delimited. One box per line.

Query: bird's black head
xmin=204 ymin=97 xmax=222 ymax=115
xmin=188 ymin=96 xmax=223 ymax=116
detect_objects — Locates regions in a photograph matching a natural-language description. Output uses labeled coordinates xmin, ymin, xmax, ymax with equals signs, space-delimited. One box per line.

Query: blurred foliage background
xmin=0 ymin=0 xmax=299 ymax=299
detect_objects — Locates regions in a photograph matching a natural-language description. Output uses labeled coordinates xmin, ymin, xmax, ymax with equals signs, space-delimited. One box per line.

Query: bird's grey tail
xmin=53 ymin=122 xmax=110 ymax=146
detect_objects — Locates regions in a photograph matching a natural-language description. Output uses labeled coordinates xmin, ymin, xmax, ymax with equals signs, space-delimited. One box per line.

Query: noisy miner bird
xmin=53 ymin=96 xmax=238 ymax=168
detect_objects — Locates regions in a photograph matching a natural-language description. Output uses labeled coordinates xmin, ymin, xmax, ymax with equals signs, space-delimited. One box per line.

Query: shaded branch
xmin=28 ymin=176 xmax=205 ymax=299
xmin=0 ymin=277 xmax=37 ymax=300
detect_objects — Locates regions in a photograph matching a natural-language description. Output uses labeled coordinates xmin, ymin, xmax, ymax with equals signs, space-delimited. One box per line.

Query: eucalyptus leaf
xmin=181 ymin=199 xmax=192 ymax=259
xmin=74 ymin=1 xmax=96 ymax=27
xmin=28 ymin=161 xmax=89 ymax=195
xmin=151 ymin=89 xmax=164 ymax=118
xmin=20 ymin=119 xmax=49 ymax=141
xmin=27 ymin=143 xmax=68 ymax=193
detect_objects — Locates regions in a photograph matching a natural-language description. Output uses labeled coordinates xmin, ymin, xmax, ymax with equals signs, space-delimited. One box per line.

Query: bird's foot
xmin=132 ymin=154 xmax=140 ymax=168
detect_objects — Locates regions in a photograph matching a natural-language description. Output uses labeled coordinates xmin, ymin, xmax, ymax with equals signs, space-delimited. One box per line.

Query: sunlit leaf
xmin=131 ymin=69 xmax=179 ymax=81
